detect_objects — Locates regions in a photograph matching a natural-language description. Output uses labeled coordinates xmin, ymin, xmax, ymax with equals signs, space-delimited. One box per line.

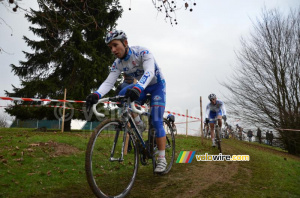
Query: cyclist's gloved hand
xmin=222 ymin=115 xmax=227 ymax=121
xmin=205 ymin=118 xmax=209 ymax=124
xmin=125 ymin=87 xmax=141 ymax=101
xmin=86 ymin=93 xmax=100 ymax=112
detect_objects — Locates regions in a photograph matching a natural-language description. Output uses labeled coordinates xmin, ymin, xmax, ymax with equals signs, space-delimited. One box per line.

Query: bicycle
xmin=85 ymin=95 xmax=175 ymax=198
xmin=164 ymin=119 xmax=177 ymax=136
xmin=209 ymin=117 xmax=222 ymax=153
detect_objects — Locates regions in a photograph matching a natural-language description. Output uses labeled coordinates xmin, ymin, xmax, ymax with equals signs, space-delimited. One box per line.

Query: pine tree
xmin=5 ymin=0 xmax=122 ymax=131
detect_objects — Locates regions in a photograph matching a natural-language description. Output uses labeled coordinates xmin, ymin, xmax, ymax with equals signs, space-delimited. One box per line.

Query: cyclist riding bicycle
xmin=205 ymin=93 xmax=227 ymax=147
xmin=167 ymin=114 xmax=175 ymax=126
xmin=86 ymin=30 xmax=167 ymax=173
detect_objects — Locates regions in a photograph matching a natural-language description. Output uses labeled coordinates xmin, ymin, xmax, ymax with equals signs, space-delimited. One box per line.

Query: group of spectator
xmin=256 ymin=127 xmax=273 ymax=146
xmin=210 ymin=122 xmax=275 ymax=146
xmin=265 ymin=130 xmax=274 ymax=146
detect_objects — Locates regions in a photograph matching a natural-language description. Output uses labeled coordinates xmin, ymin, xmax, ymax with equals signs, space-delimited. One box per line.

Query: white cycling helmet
xmin=208 ymin=93 xmax=216 ymax=100
xmin=105 ymin=30 xmax=127 ymax=44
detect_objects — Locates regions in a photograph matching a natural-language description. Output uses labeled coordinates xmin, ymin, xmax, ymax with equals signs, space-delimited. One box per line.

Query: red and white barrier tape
xmin=0 ymin=105 xmax=83 ymax=112
xmin=165 ymin=111 xmax=200 ymax=120
xmin=0 ymin=96 xmax=85 ymax=103
xmin=1 ymin=96 xmax=200 ymax=120
xmin=175 ymin=120 xmax=201 ymax=125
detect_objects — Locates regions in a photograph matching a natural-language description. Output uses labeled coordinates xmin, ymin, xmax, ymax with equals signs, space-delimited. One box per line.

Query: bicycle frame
xmin=208 ymin=117 xmax=223 ymax=153
xmin=92 ymin=96 xmax=153 ymax=162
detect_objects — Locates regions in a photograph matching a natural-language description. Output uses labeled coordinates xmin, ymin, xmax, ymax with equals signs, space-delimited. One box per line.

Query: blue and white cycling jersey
xmin=96 ymin=46 xmax=165 ymax=97
xmin=96 ymin=45 xmax=166 ymax=138
xmin=205 ymin=100 xmax=226 ymax=121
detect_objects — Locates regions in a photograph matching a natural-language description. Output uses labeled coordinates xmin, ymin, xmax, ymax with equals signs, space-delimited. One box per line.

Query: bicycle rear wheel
xmin=162 ymin=118 xmax=176 ymax=174
xmin=85 ymin=119 xmax=139 ymax=198
xmin=215 ymin=125 xmax=222 ymax=153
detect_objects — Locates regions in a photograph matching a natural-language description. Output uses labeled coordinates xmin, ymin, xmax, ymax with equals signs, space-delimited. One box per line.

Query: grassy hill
xmin=0 ymin=128 xmax=299 ymax=197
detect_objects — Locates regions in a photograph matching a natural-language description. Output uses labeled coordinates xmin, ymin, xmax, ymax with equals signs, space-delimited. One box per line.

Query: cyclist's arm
xmin=96 ymin=62 xmax=121 ymax=98
xmin=221 ymin=101 xmax=227 ymax=115
xmin=205 ymin=104 xmax=210 ymax=119
xmin=134 ymin=50 xmax=155 ymax=91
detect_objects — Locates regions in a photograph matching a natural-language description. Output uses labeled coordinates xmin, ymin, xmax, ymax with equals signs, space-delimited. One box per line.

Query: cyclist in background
xmin=167 ymin=114 xmax=175 ymax=126
xmin=205 ymin=93 xmax=227 ymax=147
xmin=236 ymin=124 xmax=243 ymax=140
xmin=86 ymin=30 xmax=167 ymax=173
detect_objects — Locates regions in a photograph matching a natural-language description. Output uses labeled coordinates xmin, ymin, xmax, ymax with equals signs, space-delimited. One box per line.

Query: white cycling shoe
xmin=154 ymin=158 xmax=167 ymax=173
xmin=212 ymin=140 xmax=216 ymax=147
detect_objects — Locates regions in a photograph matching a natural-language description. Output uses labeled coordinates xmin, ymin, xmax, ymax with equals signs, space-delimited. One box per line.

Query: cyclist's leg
xmin=209 ymin=123 xmax=215 ymax=146
xmin=146 ymin=81 xmax=167 ymax=172
xmin=217 ymin=109 xmax=223 ymax=128
xmin=208 ymin=111 xmax=217 ymax=146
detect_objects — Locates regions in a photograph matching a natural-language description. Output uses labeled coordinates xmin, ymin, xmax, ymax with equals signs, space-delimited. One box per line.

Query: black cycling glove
xmin=125 ymin=87 xmax=141 ymax=101
xmin=205 ymin=118 xmax=209 ymax=124
xmin=86 ymin=93 xmax=99 ymax=111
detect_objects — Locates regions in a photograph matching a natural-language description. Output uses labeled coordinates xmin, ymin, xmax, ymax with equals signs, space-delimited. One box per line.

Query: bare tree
xmin=223 ymin=7 xmax=300 ymax=155
xmin=0 ymin=0 xmax=29 ymax=54
xmin=150 ymin=0 xmax=197 ymax=25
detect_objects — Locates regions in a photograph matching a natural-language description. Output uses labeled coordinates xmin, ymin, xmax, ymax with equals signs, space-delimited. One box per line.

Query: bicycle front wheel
xmin=215 ymin=126 xmax=222 ymax=153
xmin=162 ymin=118 xmax=176 ymax=174
xmin=173 ymin=124 xmax=177 ymax=136
xmin=85 ymin=119 xmax=139 ymax=198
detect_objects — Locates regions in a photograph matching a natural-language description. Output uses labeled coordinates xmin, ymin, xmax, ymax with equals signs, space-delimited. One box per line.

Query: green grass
xmin=0 ymin=128 xmax=299 ymax=198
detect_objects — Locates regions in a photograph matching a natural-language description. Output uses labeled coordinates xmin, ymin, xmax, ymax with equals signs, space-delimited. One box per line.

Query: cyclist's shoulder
xmin=131 ymin=46 xmax=151 ymax=56
xmin=112 ymin=58 xmax=123 ymax=66
xmin=110 ymin=59 xmax=123 ymax=72
xmin=206 ymin=103 xmax=212 ymax=108
xmin=216 ymin=99 xmax=224 ymax=104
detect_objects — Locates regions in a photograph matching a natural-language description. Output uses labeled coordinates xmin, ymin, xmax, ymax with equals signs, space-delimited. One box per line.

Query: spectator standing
xmin=269 ymin=131 xmax=274 ymax=146
xmin=257 ymin=127 xmax=262 ymax=144
xmin=247 ymin=130 xmax=253 ymax=142
xmin=266 ymin=131 xmax=270 ymax=145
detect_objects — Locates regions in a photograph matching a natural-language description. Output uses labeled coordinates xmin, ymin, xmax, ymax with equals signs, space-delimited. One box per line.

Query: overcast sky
xmin=0 ymin=0 xmax=299 ymax=132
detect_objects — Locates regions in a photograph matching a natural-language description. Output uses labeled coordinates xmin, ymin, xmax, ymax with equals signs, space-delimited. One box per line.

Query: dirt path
xmin=130 ymin=139 xmax=257 ymax=198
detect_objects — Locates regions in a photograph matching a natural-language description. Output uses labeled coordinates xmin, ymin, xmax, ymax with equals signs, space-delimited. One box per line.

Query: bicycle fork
xmin=109 ymin=126 xmax=130 ymax=162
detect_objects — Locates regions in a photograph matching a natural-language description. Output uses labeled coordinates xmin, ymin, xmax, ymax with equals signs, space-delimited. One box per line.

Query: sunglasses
xmin=210 ymin=98 xmax=216 ymax=102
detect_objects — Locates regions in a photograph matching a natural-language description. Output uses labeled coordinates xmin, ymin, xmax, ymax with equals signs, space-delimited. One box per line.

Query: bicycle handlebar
xmin=92 ymin=97 xmax=144 ymax=118
xmin=130 ymin=101 xmax=144 ymax=115
xmin=92 ymin=98 xmax=109 ymax=118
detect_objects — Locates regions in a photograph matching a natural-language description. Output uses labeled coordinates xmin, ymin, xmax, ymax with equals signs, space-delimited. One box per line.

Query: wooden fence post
xmin=61 ymin=88 xmax=67 ymax=133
